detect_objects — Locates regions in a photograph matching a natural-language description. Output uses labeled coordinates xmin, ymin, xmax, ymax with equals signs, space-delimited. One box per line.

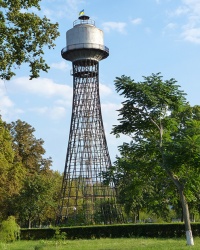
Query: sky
xmin=1 ymin=0 xmax=200 ymax=173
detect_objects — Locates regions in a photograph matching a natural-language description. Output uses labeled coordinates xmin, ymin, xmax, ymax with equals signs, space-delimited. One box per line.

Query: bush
xmin=20 ymin=223 xmax=200 ymax=240
xmin=21 ymin=228 xmax=55 ymax=240
xmin=53 ymin=228 xmax=67 ymax=241
xmin=0 ymin=216 xmax=20 ymax=242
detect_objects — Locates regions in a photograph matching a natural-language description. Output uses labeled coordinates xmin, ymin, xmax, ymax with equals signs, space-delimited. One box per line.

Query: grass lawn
xmin=0 ymin=237 xmax=200 ymax=250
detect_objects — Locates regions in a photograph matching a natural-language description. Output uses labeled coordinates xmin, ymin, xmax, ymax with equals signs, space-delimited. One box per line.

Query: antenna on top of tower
xmin=78 ymin=9 xmax=89 ymax=21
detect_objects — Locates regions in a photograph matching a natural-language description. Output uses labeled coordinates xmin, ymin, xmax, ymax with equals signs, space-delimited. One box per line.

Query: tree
xmin=0 ymin=116 xmax=25 ymax=220
xmin=14 ymin=172 xmax=60 ymax=228
xmin=5 ymin=119 xmax=56 ymax=226
xmin=7 ymin=119 xmax=52 ymax=174
xmin=0 ymin=117 xmax=61 ymax=227
xmin=111 ymin=148 xmax=175 ymax=223
xmin=0 ymin=0 xmax=59 ymax=80
xmin=0 ymin=116 xmax=14 ymax=219
xmin=112 ymin=73 xmax=200 ymax=245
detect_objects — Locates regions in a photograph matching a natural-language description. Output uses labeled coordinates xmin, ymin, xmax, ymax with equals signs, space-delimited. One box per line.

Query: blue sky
xmin=1 ymin=0 xmax=200 ymax=172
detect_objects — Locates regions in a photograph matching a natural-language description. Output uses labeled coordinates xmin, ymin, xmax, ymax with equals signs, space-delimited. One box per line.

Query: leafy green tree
xmin=0 ymin=117 xmax=62 ymax=227
xmin=10 ymin=159 xmax=62 ymax=228
xmin=14 ymin=173 xmax=57 ymax=228
xmin=38 ymin=170 xmax=62 ymax=225
xmin=0 ymin=116 xmax=25 ymax=220
xmin=0 ymin=0 xmax=59 ymax=80
xmin=0 ymin=116 xmax=14 ymax=219
xmin=112 ymin=150 xmax=174 ymax=223
xmin=7 ymin=119 xmax=52 ymax=174
xmin=5 ymin=119 xmax=58 ymax=226
xmin=112 ymin=73 xmax=200 ymax=245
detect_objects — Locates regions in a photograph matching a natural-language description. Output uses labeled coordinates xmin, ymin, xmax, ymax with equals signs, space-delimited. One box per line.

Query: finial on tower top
xmin=78 ymin=9 xmax=89 ymax=20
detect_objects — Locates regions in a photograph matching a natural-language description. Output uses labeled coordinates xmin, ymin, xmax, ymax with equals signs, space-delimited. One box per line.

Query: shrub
xmin=53 ymin=228 xmax=67 ymax=241
xmin=0 ymin=216 xmax=20 ymax=242
xmin=21 ymin=228 xmax=55 ymax=240
xmin=20 ymin=223 xmax=200 ymax=240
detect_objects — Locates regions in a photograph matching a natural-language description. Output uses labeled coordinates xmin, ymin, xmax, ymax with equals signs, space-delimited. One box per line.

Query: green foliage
xmin=0 ymin=117 xmax=25 ymax=220
xmin=20 ymin=228 xmax=55 ymax=240
xmin=0 ymin=117 xmax=14 ymax=214
xmin=113 ymin=73 xmax=186 ymax=137
xmin=0 ymin=0 xmax=59 ymax=80
xmin=20 ymin=223 xmax=200 ymax=240
xmin=7 ymin=120 xmax=52 ymax=174
xmin=53 ymin=228 xmax=67 ymax=241
xmin=111 ymin=73 xmax=200 ymax=240
xmin=0 ymin=116 xmax=62 ymax=227
xmin=14 ymin=172 xmax=60 ymax=228
xmin=4 ymin=119 xmax=60 ymax=228
xmin=0 ymin=216 xmax=20 ymax=242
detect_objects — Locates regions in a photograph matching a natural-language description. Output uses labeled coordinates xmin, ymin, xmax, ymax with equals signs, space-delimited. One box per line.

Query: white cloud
xmin=0 ymin=95 xmax=14 ymax=112
xmin=11 ymin=77 xmax=111 ymax=100
xmin=101 ymin=102 xmax=130 ymax=160
xmin=0 ymin=77 xmax=73 ymax=121
xmin=168 ymin=0 xmax=200 ymax=44
xmin=183 ymin=0 xmax=200 ymax=13
xmin=162 ymin=22 xmax=177 ymax=36
xmin=101 ymin=102 xmax=122 ymax=130
xmin=102 ymin=22 xmax=127 ymax=34
xmin=182 ymin=27 xmax=200 ymax=43
xmin=165 ymin=22 xmax=177 ymax=29
xmin=173 ymin=6 xmax=189 ymax=16
xmin=0 ymin=82 xmax=11 ymax=114
xmin=11 ymin=77 xmax=72 ymax=99
xmin=131 ymin=18 xmax=142 ymax=25
xmin=0 ymin=80 xmax=23 ymax=120
xmin=40 ymin=0 xmax=85 ymax=20
xmin=30 ymin=106 xmax=66 ymax=120
xmin=99 ymin=83 xmax=112 ymax=96
xmin=51 ymin=61 xmax=70 ymax=71
xmin=5 ymin=77 xmax=114 ymax=122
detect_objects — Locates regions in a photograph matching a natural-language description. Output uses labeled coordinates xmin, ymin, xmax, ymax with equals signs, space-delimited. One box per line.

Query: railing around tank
xmin=73 ymin=19 xmax=95 ymax=27
xmin=61 ymin=43 xmax=109 ymax=54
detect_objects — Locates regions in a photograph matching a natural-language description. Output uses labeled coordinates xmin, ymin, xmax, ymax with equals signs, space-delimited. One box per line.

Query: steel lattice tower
xmin=58 ymin=14 xmax=123 ymax=225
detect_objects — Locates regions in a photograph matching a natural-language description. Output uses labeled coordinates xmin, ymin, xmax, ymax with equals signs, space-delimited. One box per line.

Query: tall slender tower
xmin=59 ymin=14 xmax=123 ymax=225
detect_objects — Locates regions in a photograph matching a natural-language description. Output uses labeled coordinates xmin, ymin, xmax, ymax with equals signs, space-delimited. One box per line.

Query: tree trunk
xmin=28 ymin=219 xmax=32 ymax=229
xmin=166 ymin=170 xmax=194 ymax=245
xmin=179 ymin=189 xmax=194 ymax=245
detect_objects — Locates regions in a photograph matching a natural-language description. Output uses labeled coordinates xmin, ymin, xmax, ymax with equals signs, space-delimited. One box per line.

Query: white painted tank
xmin=62 ymin=15 xmax=109 ymax=62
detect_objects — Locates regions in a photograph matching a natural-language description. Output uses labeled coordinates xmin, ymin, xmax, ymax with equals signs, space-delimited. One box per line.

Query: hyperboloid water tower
xmin=58 ymin=13 xmax=123 ymax=225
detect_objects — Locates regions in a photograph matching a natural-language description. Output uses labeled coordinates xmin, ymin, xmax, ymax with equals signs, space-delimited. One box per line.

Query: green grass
xmin=0 ymin=238 xmax=200 ymax=250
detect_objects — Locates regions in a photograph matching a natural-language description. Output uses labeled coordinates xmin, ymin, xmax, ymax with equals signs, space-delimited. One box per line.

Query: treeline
xmin=0 ymin=117 xmax=62 ymax=228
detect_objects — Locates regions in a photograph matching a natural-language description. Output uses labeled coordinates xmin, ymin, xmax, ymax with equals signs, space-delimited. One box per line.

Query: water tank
xmin=61 ymin=15 xmax=109 ymax=62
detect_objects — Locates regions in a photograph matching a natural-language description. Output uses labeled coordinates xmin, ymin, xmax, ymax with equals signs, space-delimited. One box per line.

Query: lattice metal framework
xmin=58 ymin=15 xmax=123 ymax=225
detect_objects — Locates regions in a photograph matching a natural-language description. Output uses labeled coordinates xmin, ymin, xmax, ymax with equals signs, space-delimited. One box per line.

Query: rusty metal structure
xmin=58 ymin=14 xmax=123 ymax=225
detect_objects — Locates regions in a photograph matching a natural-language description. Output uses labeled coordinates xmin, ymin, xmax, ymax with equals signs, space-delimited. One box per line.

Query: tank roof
xmin=73 ymin=15 xmax=95 ymax=27
xmin=78 ymin=15 xmax=90 ymax=20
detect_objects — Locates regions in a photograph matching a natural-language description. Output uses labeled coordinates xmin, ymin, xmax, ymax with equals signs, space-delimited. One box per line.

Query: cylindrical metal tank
xmin=61 ymin=15 xmax=109 ymax=62
xmin=66 ymin=24 xmax=104 ymax=47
